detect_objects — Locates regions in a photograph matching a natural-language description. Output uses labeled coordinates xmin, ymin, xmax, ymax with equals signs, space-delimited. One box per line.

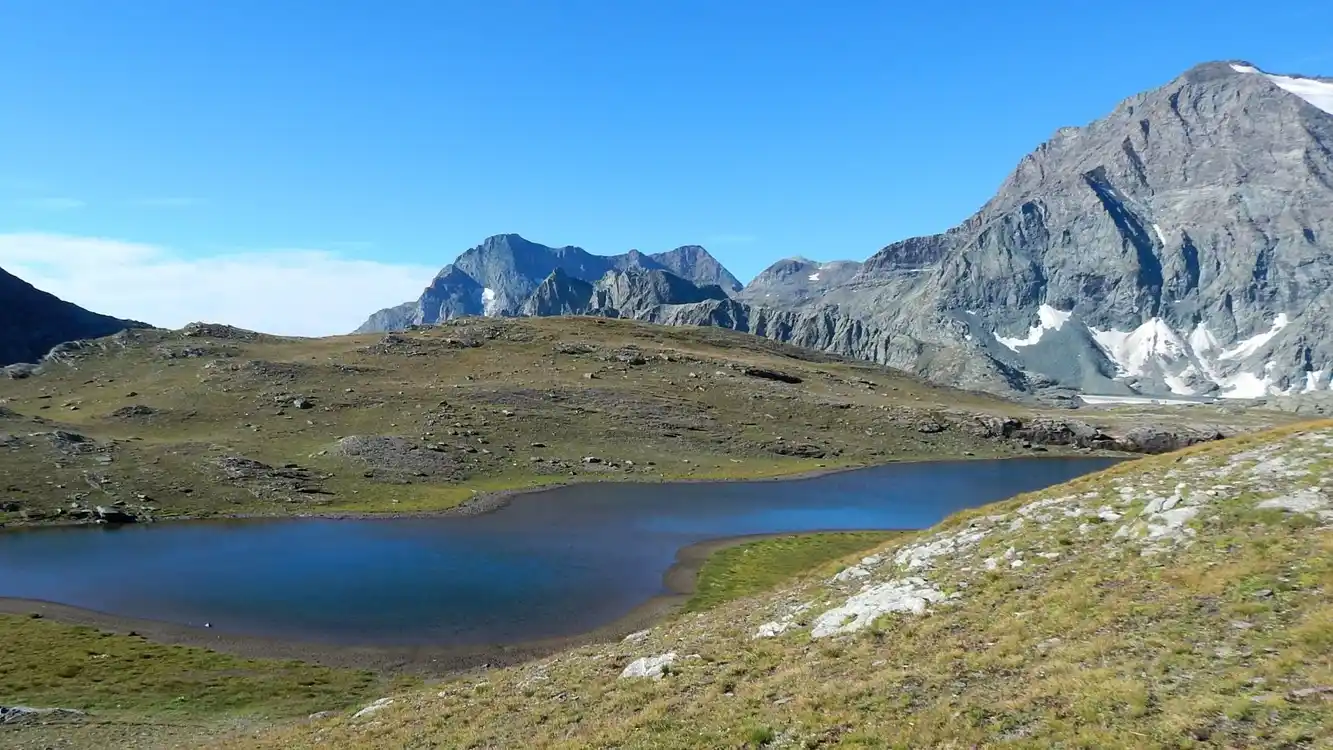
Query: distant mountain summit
xmin=356 ymin=61 xmax=1333 ymax=401
xmin=0 ymin=266 xmax=149 ymax=368
xmin=354 ymin=235 xmax=741 ymax=333
xmin=732 ymin=60 xmax=1333 ymax=398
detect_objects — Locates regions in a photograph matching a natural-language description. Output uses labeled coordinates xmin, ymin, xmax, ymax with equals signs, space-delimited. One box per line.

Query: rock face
xmin=519 ymin=269 xmax=596 ymax=317
xmin=647 ymin=245 xmax=743 ymax=294
xmin=590 ymin=269 xmax=729 ymax=316
xmin=355 ymin=235 xmax=741 ymax=333
xmin=0 ymin=266 xmax=149 ymax=368
xmin=354 ymin=61 xmax=1333 ymax=400
xmin=736 ymin=257 xmax=863 ymax=309
xmin=739 ymin=61 xmax=1333 ymax=398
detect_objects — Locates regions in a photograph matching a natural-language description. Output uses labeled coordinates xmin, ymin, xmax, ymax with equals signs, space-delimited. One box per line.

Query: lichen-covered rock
xmin=619 ymin=652 xmax=677 ymax=680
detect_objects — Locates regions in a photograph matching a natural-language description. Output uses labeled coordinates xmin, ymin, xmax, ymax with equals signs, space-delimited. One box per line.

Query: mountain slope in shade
xmin=0 ymin=266 xmax=149 ymax=367
xmin=354 ymin=235 xmax=740 ymax=334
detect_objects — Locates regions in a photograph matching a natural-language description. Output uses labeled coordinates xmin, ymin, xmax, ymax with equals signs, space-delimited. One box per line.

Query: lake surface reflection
xmin=0 ymin=457 xmax=1120 ymax=645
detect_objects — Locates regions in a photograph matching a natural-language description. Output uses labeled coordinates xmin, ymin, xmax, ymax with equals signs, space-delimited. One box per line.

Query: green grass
xmin=683 ymin=531 xmax=902 ymax=614
xmin=0 ymin=316 xmax=1045 ymax=526
xmin=232 ymin=423 xmax=1333 ymax=750
xmin=0 ymin=615 xmax=407 ymax=720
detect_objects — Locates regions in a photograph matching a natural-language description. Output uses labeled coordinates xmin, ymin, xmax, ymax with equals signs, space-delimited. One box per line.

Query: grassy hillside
xmin=0 ymin=318 xmax=1038 ymax=526
xmin=0 ymin=317 xmax=1283 ymax=527
xmin=226 ymin=421 xmax=1333 ymax=749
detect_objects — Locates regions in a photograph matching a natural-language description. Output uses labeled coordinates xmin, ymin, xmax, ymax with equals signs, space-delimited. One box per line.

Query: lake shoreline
xmin=0 ymin=448 xmax=1130 ymax=530
xmin=0 ymin=528 xmax=899 ymax=676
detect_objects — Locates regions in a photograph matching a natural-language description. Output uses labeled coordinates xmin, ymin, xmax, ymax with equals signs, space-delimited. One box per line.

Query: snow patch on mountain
xmin=1231 ymin=63 xmax=1333 ymax=115
xmin=1264 ymin=74 xmax=1333 ymax=116
xmin=1080 ymin=313 xmax=1301 ymax=399
xmin=1306 ymin=370 xmax=1328 ymax=393
xmin=1090 ymin=318 xmax=1190 ymax=379
xmin=481 ymin=287 xmax=499 ymax=316
xmin=1222 ymin=370 xmax=1274 ymax=399
xmin=1219 ymin=314 xmax=1288 ymax=361
xmin=994 ymin=304 xmax=1072 ymax=351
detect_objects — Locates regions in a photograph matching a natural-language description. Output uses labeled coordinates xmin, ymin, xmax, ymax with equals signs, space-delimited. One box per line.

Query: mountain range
xmin=353 ymin=236 xmax=742 ymax=333
xmin=2 ymin=60 xmax=1329 ymax=400
xmin=357 ymin=60 xmax=1333 ymax=400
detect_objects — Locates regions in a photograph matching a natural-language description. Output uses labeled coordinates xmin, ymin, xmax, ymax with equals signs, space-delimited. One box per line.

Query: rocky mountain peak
xmin=354 ymin=60 xmax=1333 ymax=402
xmin=357 ymin=238 xmax=744 ymax=332
xmin=648 ymin=245 xmax=743 ymax=293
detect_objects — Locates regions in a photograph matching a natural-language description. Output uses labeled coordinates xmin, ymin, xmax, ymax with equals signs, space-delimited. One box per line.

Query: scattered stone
xmin=621 ymin=629 xmax=651 ymax=644
xmin=94 ymin=505 xmax=137 ymax=524
xmin=1257 ymin=489 xmax=1331 ymax=517
xmin=743 ymin=367 xmax=802 ymax=384
xmin=0 ymin=705 xmax=87 ymax=725
xmin=2 ymin=363 xmax=40 ymax=379
xmin=352 ymin=697 xmax=394 ymax=719
xmin=109 ymin=404 xmax=158 ymax=419
xmin=811 ymin=578 xmax=947 ymax=638
xmin=335 ymin=436 xmax=464 ymax=481
xmin=1288 ymin=686 xmax=1333 ymax=701
xmin=181 ymin=322 xmax=259 ymax=340
xmin=769 ymin=442 xmax=827 ymax=459
xmin=620 ymin=652 xmax=677 ymax=680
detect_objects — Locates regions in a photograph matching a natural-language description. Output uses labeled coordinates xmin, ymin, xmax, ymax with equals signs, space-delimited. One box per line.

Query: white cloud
xmin=0 ymin=233 xmax=435 ymax=337
xmin=20 ymin=197 xmax=86 ymax=211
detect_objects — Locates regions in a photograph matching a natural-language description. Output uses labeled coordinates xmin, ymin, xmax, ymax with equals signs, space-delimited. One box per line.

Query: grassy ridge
xmin=0 ymin=615 xmax=406 ymax=720
xmin=0 ymin=317 xmax=1046 ymax=526
xmin=683 ymin=532 xmax=902 ymax=614
xmin=228 ymin=423 xmax=1333 ymax=749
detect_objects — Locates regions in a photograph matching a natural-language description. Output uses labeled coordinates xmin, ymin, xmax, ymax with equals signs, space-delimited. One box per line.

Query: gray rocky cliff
xmin=737 ymin=257 xmax=863 ymax=308
xmin=647 ymin=245 xmax=743 ymax=293
xmin=352 ymin=61 xmax=1333 ymax=401
xmin=589 ymin=269 xmax=729 ymax=317
xmin=737 ymin=60 xmax=1333 ymax=398
xmin=355 ymin=235 xmax=740 ymax=333
xmin=520 ymin=269 xmax=596 ymax=317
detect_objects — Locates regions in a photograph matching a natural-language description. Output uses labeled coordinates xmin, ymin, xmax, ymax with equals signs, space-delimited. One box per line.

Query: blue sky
xmin=1 ymin=0 xmax=1330 ymax=333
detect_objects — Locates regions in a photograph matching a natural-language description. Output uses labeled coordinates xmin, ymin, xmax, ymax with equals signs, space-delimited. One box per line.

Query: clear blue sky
xmin=2 ymin=0 xmax=1330 ymax=283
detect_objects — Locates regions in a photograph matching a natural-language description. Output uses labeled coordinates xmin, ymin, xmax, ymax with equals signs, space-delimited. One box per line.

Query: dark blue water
xmin=0 ymin=458 xmax=1119 ymax=645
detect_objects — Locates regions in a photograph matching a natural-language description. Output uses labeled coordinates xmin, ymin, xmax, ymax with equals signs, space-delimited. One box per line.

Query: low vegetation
xmin=0 ymin=319 xmax=1310 ymax=748
xmin=227 ymin=421 xmax=1333 ymax=749
xmin=0 ymin=318 xmax=1024 ymax=527
xmin=0 ymin=615 xmax=400 ymax=720
xmin=0 ymin=317 xmax=1283 ymax=527
xmin=683 ymin=532 xmax=902 ymax=614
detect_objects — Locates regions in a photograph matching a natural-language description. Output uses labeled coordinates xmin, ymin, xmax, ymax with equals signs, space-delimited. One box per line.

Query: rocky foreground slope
xmin=230 ymin=422 xmax=1333 ymax=749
